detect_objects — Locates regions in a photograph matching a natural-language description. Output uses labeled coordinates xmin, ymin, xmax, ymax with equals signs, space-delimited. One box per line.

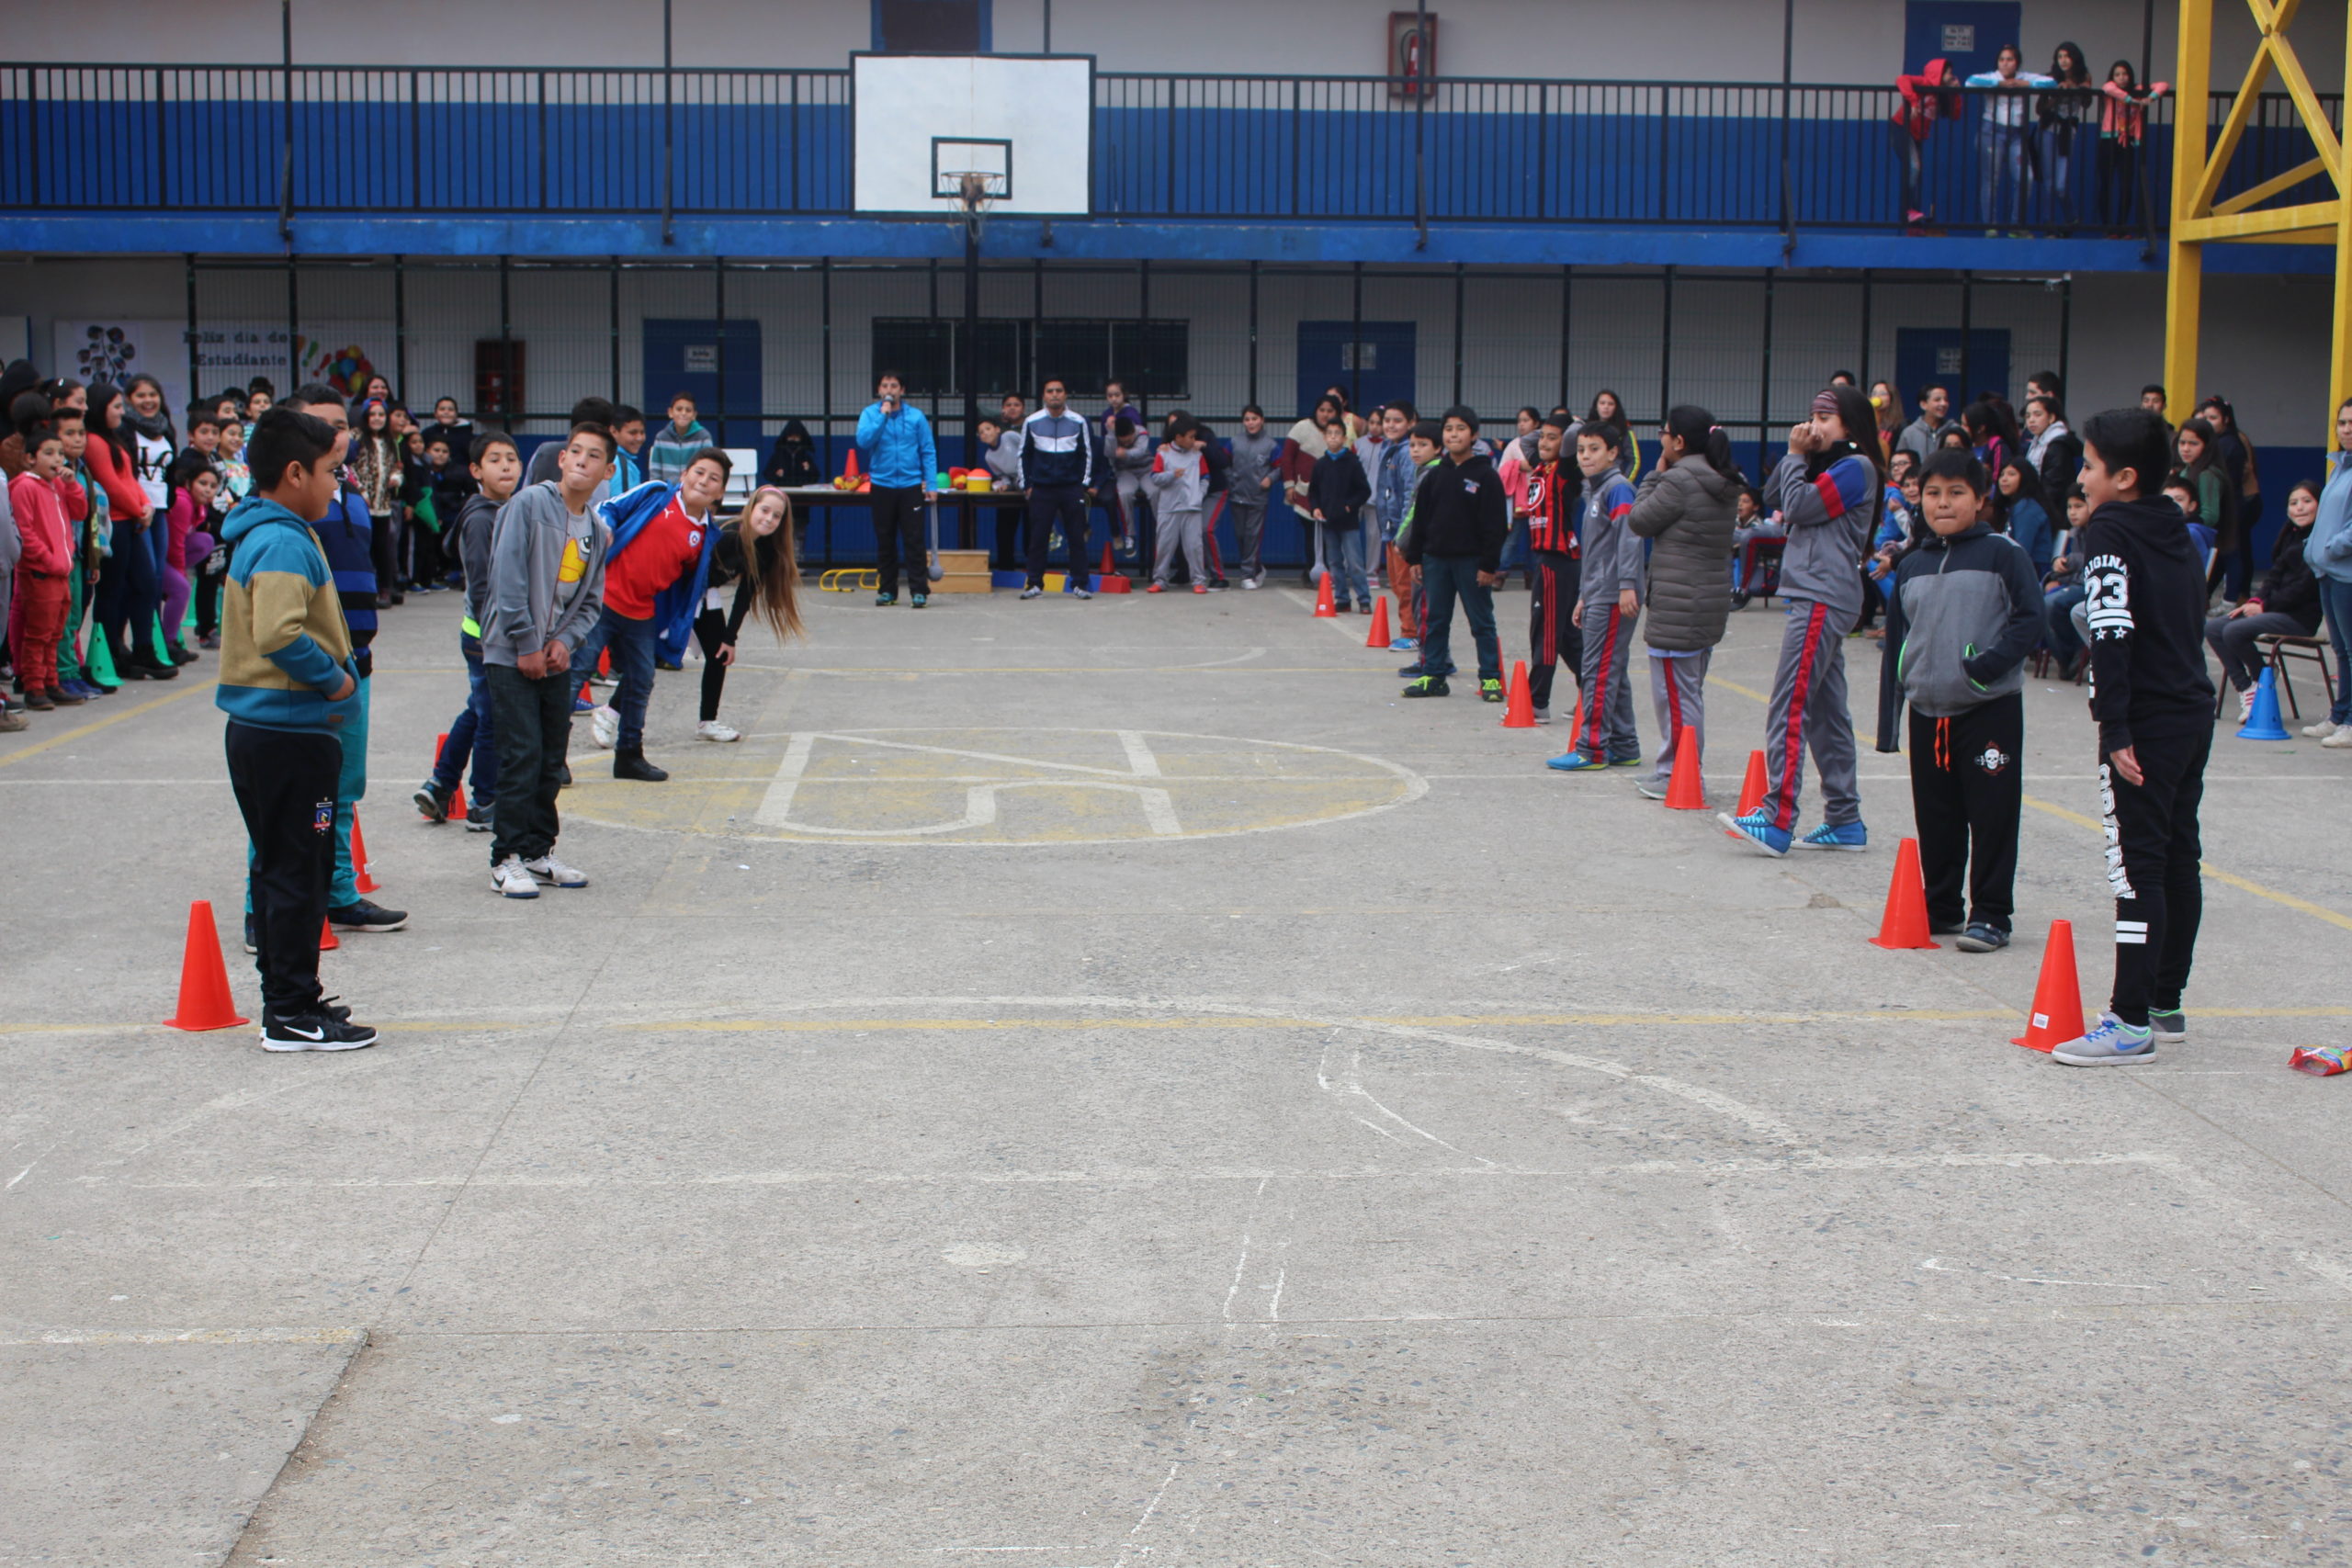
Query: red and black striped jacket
xmin=1522 ymin=459 xmax=1578 ymax=556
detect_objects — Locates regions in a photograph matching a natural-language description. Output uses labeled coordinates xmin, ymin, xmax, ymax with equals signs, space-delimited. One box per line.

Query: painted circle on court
xmin=563 ymin=728 xmax=1428 ymax=845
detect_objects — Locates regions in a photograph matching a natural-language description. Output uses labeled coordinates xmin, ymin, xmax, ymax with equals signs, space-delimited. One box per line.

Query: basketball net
xmin=953 ymin=170 xmax=996 ymax=244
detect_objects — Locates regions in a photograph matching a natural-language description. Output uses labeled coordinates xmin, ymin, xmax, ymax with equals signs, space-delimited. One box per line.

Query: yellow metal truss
xmin=2165 ymin=0 xmax=2351 ymax=436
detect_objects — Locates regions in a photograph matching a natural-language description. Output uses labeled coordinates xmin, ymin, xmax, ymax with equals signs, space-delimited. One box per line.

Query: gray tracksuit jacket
xmin=1626 ymin=458 xmax=1738 ymax=653
xmin=480 ymin=480 xmax=611 ymax=668
xmin=1873 ymin=520 xmax=2046 ymax=747
xmin=1577 ymin=468 xmax=1645 ymax=607
xmin=1766 ymin=448 xmax=1877 ymax=620
xmin=1227 ymin=427 xmax=1278 ymax=512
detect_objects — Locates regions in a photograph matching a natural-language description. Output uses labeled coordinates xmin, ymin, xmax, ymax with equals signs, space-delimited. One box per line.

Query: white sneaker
xmin=1240 ymin=576 xmax=1262 ymax=591
xmin=697 ymin=720 xmax=741 ymax=742
xmin=2301 ymin=717 xmax=2341 ymax=738
xmin=2324 ymin=727 xmax=2352 ymax=749
xmin=523 ymin=854 xmax=588 ymax=888
xmin=590 ymin=705 xmax=619 ymax=750
xmin=2237 ymin=688 xmax=2256 ymax=724
xmin=491 ymin=857 xmax=540 ymax=899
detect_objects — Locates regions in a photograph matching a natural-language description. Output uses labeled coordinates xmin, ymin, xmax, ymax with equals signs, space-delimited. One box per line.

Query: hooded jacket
xmin=1767 ymin=445 xmax=1877 ymax=618
xmin=1626 ymin=457 xmax=1739 ymax=652
xmin=1891 ymin=58 xmax=1962 ymax=141
xmin=765 ymin=420 xmax=820 ymax=488
xmin=1306 ymin=446 xmax=1370 ymax=530
xmin=2246 ymin=517 xmax=2321 ymax=630
xmin=212 ymin=495 xmax=359 ymax=736
xmin=2081 ymin=495 xmax=2216 ymax=752
xmin=1146 ymin=443 xmax=1209 ymax=515
xmin=854 ymin=402 xmax=936 ymax=491
xmin=1576 ymin=466 xmax=1645 ymax=606
xmin=1874 ymin=520 xmax=2044 ymax=747
xmin=481 ymin=479 xmax=611 ymax=668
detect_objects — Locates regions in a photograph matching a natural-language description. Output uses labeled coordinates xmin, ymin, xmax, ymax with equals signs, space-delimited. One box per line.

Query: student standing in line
xmin=1393 ymin=422 xmax=1449 ymax=682
xmin=277 ymin=386 xmax=405 ymax=939
xmin=688 ymin=485 xmax=804 ymax=742
xmin=2054 ymin=409 xmax=2217 ymax=1066
xmin=2023 ymin=395 xmax=2083 ymax=497
xmin=2172 ymin=417 xmax=2237 ymax=594
xmin=648 ymin=393 xmax=715 ymax=485
xmin=1226 ymin=404 xmax=1278 ymax=592
xmin=2196 ymin=396 xmax=2262 ymax=604
xmin=1547 ymin=421 xmax=1645 ymax=770
xmin=1370 ymin=402 xmax=1420 ymax=642
xmin=1147 ymin=414 xmax=1216 ymax=596
xmin=481 ymin=423 xmax=614 ymax=899
xmin=1626 ymin=406 xmax=1740 ymax=799
xmin=85 ymin=383 xmax=173 ymax=682
xmin=1874 ymin=450 xmax=2044 ymax=953
xmin=2304 ymin=399 xmax=2352 ymax=746
xmin=213 ymin=406 xmax=375 ymax=1051
xmin=1518 ymin=413 xmax=1580 ymax=725
xmin=352 ymin=398 xmax=405 ymax=607
xmin=416 ymin=431 xmax=525 ymax=829
xmin=855 ymin=372 xmax=937 ymax=609
xmin=7 ymin=423 xmax=77 ymax=712
xmin=1015 ymin=378 xmax=1097 ymax=602
xmin=51 ymin=410 xmax=108 ymax=700
xmin=1399 ymin=407 xmax=1509 ymax=703
xmin=1305 ymin=417 xmax=1371 ymax=611
xmin=1723 ymin=385 xmax=1880 ymax=856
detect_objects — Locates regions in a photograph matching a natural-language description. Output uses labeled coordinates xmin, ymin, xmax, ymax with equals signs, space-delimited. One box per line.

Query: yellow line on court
xmin=1713 ymin=676 xmax=1771 ymax=705
xmin=2022 ymin=793 xmax=2352 ymax=934
xmin=0 ymin=679 xmax=215 ymax=768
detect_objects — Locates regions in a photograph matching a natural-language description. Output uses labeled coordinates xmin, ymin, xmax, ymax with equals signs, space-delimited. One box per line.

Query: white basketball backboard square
xmin=853 ymin=54 xmax=1092 ymax=219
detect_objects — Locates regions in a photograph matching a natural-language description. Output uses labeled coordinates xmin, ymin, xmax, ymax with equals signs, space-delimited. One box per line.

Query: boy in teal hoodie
xmin=214 ymin=406 xmax=376 ymax=1052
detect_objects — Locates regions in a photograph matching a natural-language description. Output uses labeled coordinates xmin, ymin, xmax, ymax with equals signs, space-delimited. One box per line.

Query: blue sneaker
xmin=572 ymin=696 xmax=595 ymax=714
xmin=1796 ymin=821 xmax=1869 ymax=852
xmin=1546 ymin=750 xmax=1609 ymax=772
xmin=1719 ymin=807 xmax=1792 ymax=857
xmin=1390 ymin=636 xmax=1420 ymax=651
xmin=1607 ymin=754 xmax=1644 ymax=768
xmin=2052 ymin=1012 xmax=2156 ymax=1066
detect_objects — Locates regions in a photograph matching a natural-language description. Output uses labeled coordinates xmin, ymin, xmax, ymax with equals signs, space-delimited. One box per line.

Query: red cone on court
xmin=1664 ymin=728 xmax=1706 ymax=810
xmin=598 ymin=647 xmax=611 ymax=676
xmin=1736 ymin=750 xmax=1769 ymax=816
xmin=2010 ymin=919 xmax=2086 ymax=1053
xmin=1364 ymin=596 xmax=1392 ymax=649
xmin=1500 ymin=660 xmax=1536 ymax=728
xmin=164 ymin=900 xmax=248 ymax=1032
xmin=1313 ymin=572 xmax=1337 ymax=616
xmin=1867 ymin=837 xmax=1939 ymax=950
xmin=319 ymin=915 xmax=339 ymax=953
xmin=1101 ymin=539 xmax=1114 ymax=577
xmin=431 ymin=732 xmax=468 ymax=822
xmin=351 ymin=811 xmax=379 ymax=894
xmin=1557 ymin=703 xmax=1581 ymax=753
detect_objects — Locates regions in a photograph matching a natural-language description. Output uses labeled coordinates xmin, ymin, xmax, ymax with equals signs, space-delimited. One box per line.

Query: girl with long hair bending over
xmin=692 ymin=485 xmax=806 ymax=741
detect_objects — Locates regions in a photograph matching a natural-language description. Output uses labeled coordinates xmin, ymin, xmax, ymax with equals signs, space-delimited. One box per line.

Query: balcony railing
xmin=0 ymin=63 xmax=2336 ymax=238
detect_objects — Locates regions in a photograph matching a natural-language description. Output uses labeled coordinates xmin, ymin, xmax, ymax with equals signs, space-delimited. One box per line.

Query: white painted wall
xmin=5 ymin=1 xmax=2335 ymax=88
xmin=0 ymin=257 xmax=2328 ymax=458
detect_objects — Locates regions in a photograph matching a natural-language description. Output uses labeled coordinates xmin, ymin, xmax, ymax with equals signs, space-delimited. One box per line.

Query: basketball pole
xmin=964 ymin=214 xmax=981 ymax=476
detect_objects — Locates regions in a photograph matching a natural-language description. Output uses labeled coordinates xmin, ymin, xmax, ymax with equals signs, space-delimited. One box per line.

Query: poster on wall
xmin=52 ymin=319 xmax=394 ymax=423
xmin=1387 ymin=11 xmax=1436 ymax=98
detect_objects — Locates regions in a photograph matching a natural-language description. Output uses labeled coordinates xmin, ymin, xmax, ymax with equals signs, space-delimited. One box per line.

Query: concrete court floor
xmin=2 ymin=573 xmax=2349 ymax=1568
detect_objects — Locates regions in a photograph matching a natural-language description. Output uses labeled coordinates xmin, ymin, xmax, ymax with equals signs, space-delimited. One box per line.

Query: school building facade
xmin=1 ymin=0 xmax=2340 ymax=562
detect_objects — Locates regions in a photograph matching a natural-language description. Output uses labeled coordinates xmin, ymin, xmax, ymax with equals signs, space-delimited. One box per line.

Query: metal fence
xmin=0 ymin=62 xmax=2336 ymax=233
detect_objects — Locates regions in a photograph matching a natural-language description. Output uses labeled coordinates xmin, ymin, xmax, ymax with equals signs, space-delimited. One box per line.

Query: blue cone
xmin=2237 ymin=667 xmax=2291 ymax=741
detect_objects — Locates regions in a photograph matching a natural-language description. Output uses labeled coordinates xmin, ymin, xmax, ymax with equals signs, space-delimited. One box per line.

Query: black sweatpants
xmin=1024 ymin=484 xmax=1091 ymax=588
xmin=1526 ymin=549 xmax=1582 ymax=711
xmin=871 ymin=485 xmax=928 ymax=595
xmin=1907 ymin=694 xmax=2023 ymax=933
xmin=225 ymin=719 xmax=341 ymax=1016
xmin=694 ymin=607 xmax=735 ymax=722
xmin=485 ymin=660 xmax=574 ymax=866
xmin=2100 ymin=722 xmax=2210 ymax=1027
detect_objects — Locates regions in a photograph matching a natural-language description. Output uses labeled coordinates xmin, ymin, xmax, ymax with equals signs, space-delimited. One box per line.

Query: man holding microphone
xmin=856 ymin=371 xmax=938 ymax=609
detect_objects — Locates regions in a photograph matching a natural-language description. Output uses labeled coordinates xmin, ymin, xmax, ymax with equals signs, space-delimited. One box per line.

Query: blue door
xmin=1894 ymin=327 xmax=2010 ymax=423
xmin=1295 ymin=322 xmax=1417 ymax=422
xmin=642 ymin=319 xmax=763 ymax=452
xmin=1903 ymin=1 xmax=2020 ymax=75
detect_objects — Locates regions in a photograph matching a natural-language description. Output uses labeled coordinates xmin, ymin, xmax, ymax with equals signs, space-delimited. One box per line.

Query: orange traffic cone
xmin=164 ymin=899 xmax=248 ymax=1032
xmin=1499 ymin=660 xmax=1536 ymax=728
xmin=598 ymin=647 xmax=611 ymax=676
xmin=1556 ymin=702 xmax=1581 ymax=753
xmin=1364 ymin=596 xmax=1392 ymax=649
xmin=1866 ymin=837 xmax=1939 ymax=950
xmin=1736 ymin=750 xmax=1769 ymax=816
xmin=352 ymin=811 xmax=379 ymax=894
xmin=1664 ymin=727 xmax=1707 ymax=809
xmin=2010 ymin=919 xmax=2086 ymax=1053
xmin=1100 ymin=539 xmax=1114 ymax=577
xmin=319 ymin=914 xmax=339 ymax=953
xmin=842 ymin=447 xmax=861 ymax=484
xmin=430 ymin=732 xmax=468 ymax=822
xmin=1313 ymin=572 xmax=1337 ymax=617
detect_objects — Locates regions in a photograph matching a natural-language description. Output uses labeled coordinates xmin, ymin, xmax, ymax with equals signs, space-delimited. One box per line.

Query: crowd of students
xmin=1889 ymin=39 xmax=2168 ymax=235
xmin=4 ymin=349 xmax=2346 ymax=1071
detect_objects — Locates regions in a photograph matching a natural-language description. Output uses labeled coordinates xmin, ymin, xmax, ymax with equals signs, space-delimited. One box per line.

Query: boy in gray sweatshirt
xmin=1226 ymin=406 xmax=1279 ymax=588
xmin=481 ymin=422 xmax=613 ymax=898
xmin=1144 ymin=414 xmax=1212 ymax=593
xmin=1548 ymin=423 xmax=1646 ymax=770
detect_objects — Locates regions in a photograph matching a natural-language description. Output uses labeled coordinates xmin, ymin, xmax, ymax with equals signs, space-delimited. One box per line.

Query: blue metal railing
xmin=0 ymin=62 xmax=2335 ymax=235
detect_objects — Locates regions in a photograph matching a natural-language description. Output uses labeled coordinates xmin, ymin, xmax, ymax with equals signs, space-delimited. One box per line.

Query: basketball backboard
xmin=852 ymin=54 xmax=1093 ymax=220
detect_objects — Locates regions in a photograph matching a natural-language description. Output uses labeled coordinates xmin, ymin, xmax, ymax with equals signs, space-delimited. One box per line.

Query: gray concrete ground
xmin=3 ymin=575 xmax=2349 ymax=1567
